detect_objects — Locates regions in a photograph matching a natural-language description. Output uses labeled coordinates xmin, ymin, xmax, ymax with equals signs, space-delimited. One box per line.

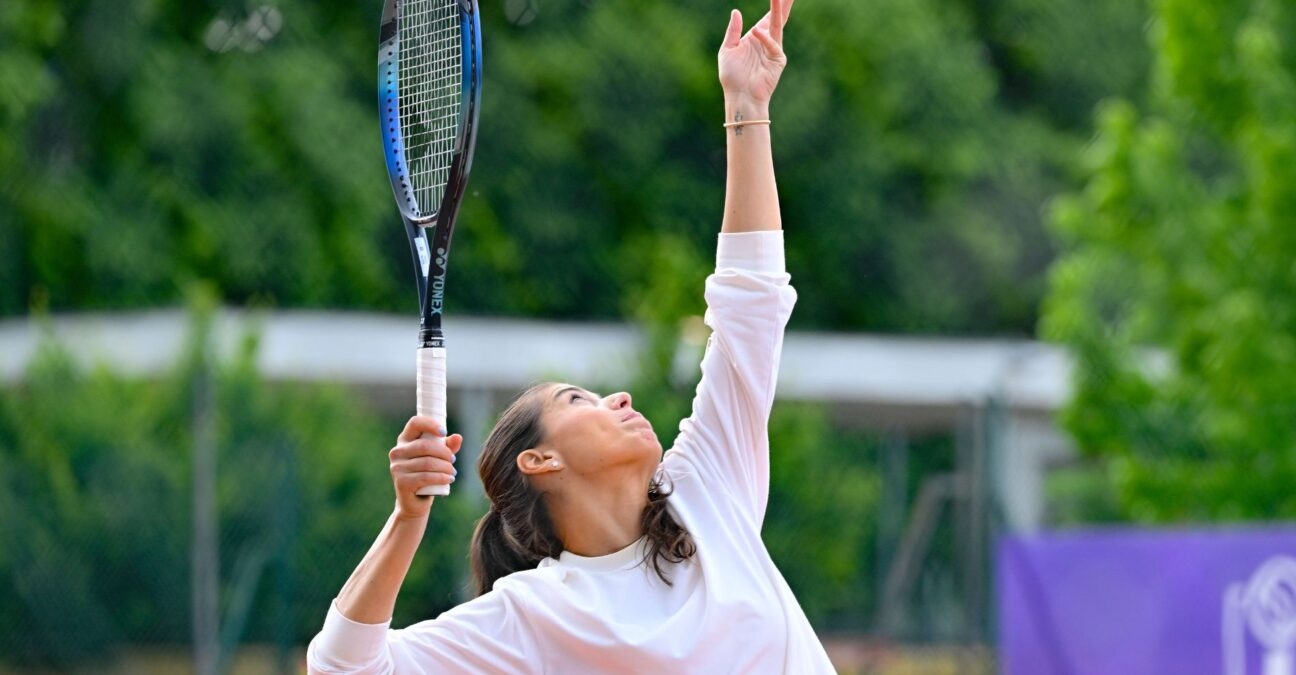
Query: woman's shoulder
xmin=659 ymin=453 xmax=704 ymax=501
xmin=431 ymin=565 xmax=565 ymax=627
xmin=490 ymin=561 xmax=568 ymax=595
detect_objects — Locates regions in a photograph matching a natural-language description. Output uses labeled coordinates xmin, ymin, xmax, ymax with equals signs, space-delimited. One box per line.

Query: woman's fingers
xmin=390 ymin=429 xmax=462 ymax=508
xmin=769 ymin=0 xmax=795 ymax=44
xmin=770 ymin=0 xmax=783 ymax=43
xmin=751 ymin=25 xmax=782 ymax=57
xmin=389 ymin=438 xmax=438 ymax=461
xmin=393 ymin=456 xmax=457 ymax=477
xmin=394 ymin=471 xmax=456 ymax=490
xmin=750 ymin=11 xmax=785 ymax=52
xmin=726 ymin=2 xmax=794 ymax=54
xmin=735 ymin=0 xmax=795 ymax=49
xmin=390 ymin=436 xmax=459 ymax=462
xmin=723 ymin=9 xmax=743 ymax=49
xmin=397 ymin=415 xmax=444 ymax=443
xmin=390 ymin=421 xmax=460 ymax=515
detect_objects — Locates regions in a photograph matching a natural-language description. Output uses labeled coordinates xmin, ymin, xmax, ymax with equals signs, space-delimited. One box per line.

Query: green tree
xmin=2 ymin=0 xmax=1153 ymax=336
xmin=0 ymin=0 xmax=399 ymax=316
xmin=0 ymin=307 xmax=422 ymax=667
xmin=1040 ymin=0 xmax=1296 ymax=521
xmin=462 ymin=0 xmax=1097 ymax=334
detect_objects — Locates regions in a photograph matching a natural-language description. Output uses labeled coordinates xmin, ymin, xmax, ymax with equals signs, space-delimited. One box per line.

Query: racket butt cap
xmin=418 ymin=484 xmax=451 ymax=497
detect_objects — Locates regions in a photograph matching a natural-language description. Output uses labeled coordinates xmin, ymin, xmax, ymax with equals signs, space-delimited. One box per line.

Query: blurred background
xmin=1 ymin=0 xmax=1293 ymax=673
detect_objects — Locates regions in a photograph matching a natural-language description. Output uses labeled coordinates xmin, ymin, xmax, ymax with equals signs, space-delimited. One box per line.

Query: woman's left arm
xmin=719 ymin=0 xmax=794 ymax=235
xmin=663 ymin=0 xmax=798 ymax=527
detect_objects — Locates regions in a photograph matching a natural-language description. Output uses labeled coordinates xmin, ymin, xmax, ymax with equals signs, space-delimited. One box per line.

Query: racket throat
xmin=419 ymin=262 xmax=448 ymax=347
xmin=425 ymin=266 xmax=448 ymax=317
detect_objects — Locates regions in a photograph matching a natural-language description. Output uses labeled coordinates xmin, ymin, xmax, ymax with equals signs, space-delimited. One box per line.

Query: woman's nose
xmin=606 ymin=392 xmax=632 ymax=409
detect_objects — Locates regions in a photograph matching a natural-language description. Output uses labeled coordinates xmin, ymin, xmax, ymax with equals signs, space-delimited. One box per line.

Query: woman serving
xmin=308 ymin=0 xmax=835 ymax=671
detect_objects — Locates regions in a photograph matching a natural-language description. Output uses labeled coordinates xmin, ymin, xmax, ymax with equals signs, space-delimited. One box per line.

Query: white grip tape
xmin=416 ymin=346 xmax=450 ymax=497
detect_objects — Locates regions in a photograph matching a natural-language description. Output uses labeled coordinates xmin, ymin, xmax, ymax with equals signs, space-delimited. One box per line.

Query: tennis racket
xmin=378 ymin=0 xmax=483 ymax=496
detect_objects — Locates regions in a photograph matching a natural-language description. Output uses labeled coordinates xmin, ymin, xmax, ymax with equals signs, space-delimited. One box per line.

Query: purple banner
xmin=998 ymin=527 xmax=1296 ymax=675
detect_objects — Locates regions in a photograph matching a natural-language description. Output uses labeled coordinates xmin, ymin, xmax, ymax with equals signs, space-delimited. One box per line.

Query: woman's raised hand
xmin=718 ymin=0 xmax=796 ymax=105
xmin=390 ymin=416 xmax=462 ymax=520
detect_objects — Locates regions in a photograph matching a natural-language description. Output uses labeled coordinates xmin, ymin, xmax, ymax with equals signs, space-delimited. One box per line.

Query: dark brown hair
xmin=469 ymin=383 xmax=697 ymax=595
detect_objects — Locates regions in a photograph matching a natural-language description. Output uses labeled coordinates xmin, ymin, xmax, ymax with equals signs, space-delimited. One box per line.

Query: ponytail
xmin=470 ymin=385 xmax=562 ymax=595
xmin=470 ymin=508 xmax=546 ymax=596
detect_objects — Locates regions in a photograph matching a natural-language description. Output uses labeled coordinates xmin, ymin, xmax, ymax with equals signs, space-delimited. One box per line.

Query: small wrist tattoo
xmin=733 ymin=112 xmax=744 ymax=137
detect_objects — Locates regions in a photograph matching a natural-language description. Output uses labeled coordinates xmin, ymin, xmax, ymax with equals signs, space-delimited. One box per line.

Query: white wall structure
xmin=0 ymin=309 xmax=1078 ymax=532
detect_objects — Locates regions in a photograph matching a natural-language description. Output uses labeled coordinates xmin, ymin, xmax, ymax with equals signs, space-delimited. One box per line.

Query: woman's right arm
xmin=310 ymin=582 xmax=539 ymax=675
xmin=307 ymin=416 xmax=461 ymax=673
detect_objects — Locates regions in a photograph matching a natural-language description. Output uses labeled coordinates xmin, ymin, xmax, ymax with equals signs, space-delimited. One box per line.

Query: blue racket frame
xmin=378 ymin=0 xmax=483 ymax=346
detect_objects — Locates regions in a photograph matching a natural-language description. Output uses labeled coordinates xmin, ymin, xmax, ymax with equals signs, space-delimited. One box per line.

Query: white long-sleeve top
xmin=308 ymin=231 xmax=837 ymax=674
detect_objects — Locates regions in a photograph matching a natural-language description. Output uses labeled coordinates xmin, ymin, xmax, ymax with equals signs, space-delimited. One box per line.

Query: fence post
xmin=191 ymin=306 xmax=220 ymax=675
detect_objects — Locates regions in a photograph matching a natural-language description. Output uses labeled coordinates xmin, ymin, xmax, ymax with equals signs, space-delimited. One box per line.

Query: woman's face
xmin=531 ymin=383 xmax=662 ymax=480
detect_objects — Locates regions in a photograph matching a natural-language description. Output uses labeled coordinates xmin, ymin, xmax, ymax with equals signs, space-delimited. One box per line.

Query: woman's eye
xmin=569 ymin=393 xmax=587 ymax=404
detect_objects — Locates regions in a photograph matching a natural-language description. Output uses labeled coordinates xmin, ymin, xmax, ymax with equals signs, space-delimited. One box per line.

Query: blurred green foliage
xmin=764 ymin=404 xmax=882 ymax=626
xmin=0 ymin=0 xmax=395 ymax=314
xmin=1 ymin=0 xmax=1150 ymax=335
xmin=0 ymin=309 xmax=393 ymax=665
xmin=1041 ymin=0 xmax=1296 ymax=521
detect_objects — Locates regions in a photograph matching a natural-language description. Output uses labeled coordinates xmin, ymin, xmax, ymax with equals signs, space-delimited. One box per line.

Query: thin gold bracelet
xmin=722 ymin=119 xmax=771 ymax=129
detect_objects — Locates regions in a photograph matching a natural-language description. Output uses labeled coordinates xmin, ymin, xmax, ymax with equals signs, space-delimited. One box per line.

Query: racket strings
xmin=398 ymin=0 xmax=464 ymax=218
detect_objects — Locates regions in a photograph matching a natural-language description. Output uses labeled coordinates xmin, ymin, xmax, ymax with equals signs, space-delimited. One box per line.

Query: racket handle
xmin=416 ymin=346 xmax=451 ymax=497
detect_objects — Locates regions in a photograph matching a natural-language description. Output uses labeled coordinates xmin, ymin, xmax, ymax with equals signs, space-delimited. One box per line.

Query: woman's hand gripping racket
xmin=379 ymin=0 xmax=482 ymax=497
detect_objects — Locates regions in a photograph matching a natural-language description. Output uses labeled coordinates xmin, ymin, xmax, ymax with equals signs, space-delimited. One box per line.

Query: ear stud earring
xmin=551 ymin=461 xmax=560 ymax=468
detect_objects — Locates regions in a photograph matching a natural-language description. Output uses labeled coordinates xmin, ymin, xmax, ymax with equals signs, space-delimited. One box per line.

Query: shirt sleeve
xmin=307 ymin=592 xmax=539 ymax=675
xmin=662 ymin=231 xmax=796 ymax=528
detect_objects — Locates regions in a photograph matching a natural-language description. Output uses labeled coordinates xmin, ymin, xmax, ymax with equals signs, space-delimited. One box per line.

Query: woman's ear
xmin=517 ymin=448 xmax=561 ymax=476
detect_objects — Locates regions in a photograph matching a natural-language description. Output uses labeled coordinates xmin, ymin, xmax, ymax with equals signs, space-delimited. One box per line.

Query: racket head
xmin=379 ymin=0 xmax=483 ymax=325
xmin=379 ymin=0 xmax=483 ymax=229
